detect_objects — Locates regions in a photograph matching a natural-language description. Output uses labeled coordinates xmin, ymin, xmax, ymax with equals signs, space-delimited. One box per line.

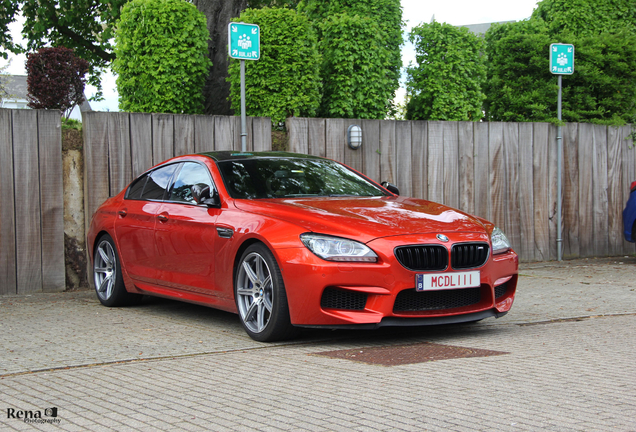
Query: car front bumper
xmin=276 ymin=233 xmax=519 ymax=327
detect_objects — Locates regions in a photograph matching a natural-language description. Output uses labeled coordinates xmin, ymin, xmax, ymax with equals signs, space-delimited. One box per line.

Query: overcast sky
xmin=4 ymin=0 xmax=540 ymax=113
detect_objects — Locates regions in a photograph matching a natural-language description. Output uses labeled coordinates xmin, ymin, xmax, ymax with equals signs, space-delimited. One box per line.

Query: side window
xmin=141 ymin=164 xmax=178 ymax=201
xmin=168 ymin=162 xmax=214 ymax=204
xmin=126 ymin=175 xmax=148 ymax=200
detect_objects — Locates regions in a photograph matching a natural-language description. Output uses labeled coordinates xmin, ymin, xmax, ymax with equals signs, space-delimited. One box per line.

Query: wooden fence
xmin=0 ymin=109 xmax=65 ymax=295
xmin=82 ymin=112 xmax=272 ymax=237
xmin=286 ymin=118 xmax=636 ymax=262
xmin=2 ymin=109 xmax=634 ymax=295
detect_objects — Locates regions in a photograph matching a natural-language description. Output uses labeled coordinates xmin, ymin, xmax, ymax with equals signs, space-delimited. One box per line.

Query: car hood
xmin=232 ymin=196 xmax=489 ymax=243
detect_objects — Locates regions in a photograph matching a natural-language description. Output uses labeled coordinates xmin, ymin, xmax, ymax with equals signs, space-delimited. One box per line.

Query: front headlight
xmin=300 ymin=233 xmax=378 ymax=262
xmin=491 ymin=227 xmax=511 ymax=254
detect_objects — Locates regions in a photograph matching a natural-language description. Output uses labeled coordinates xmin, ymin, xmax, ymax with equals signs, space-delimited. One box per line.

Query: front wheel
xmin=93 ymin=234 xmax=141 ymax=307
xmin=235 ymin=243 xmax=297 ymax=342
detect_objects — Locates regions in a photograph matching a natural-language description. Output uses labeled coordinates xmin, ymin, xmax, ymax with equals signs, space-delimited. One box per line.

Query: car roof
xmin=199 ymin=151 xmax=326 ymax=162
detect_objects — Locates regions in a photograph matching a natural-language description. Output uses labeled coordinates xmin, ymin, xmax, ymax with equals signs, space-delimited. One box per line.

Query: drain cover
xmin=314 ymin=342 xmax=508 ymax=366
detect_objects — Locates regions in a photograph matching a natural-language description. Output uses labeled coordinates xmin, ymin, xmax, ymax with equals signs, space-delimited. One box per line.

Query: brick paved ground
xmin=1 ymin=257 xmax=635 ymax=431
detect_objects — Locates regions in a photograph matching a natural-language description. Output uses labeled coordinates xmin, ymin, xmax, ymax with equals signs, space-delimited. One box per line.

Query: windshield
xmin=217 ymin=157 xmax=388 ymax=199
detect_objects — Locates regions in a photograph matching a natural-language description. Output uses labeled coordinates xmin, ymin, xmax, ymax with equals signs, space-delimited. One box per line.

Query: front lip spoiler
xmin=297 ymin=309 xmax=507 ymax=330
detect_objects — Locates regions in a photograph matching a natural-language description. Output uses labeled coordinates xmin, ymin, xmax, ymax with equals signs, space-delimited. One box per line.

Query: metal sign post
xmin=228 ymin=22 xmax=261 ymax=152
xmin=550 ymin=43 xmax=574 ymax=262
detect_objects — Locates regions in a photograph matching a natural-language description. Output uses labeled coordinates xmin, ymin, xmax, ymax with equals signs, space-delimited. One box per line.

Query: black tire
xmin=93 ymin=234 xmax=142 ymax=307
xmin=234 ymin=243 xmax=298 ymax=342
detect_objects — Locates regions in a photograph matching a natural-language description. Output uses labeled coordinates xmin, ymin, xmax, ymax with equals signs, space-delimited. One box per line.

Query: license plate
xmin=415 ymin=271 xmax=480 ymax=291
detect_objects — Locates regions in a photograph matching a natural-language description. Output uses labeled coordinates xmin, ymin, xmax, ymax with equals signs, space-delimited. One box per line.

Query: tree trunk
xmin=193 ymin=0 xmax=247 ymax=115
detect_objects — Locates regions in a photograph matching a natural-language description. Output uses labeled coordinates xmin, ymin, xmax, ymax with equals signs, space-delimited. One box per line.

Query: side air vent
xmin=320 ymin=288 xmax=367 ymax=310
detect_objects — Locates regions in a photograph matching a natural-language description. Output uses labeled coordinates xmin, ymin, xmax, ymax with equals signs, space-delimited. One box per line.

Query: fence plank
xmin=473 ymin=122 xmax=489 ymax=220
xmin=38 ymin=110 xmax=65 ymax=292
xmin=379 ymin=120 xmax=397 ymax=186
xmin=108 ymin=112 xmax=132 ymax=195
xmin=0 ymin=109 xmax=17 ymax=294
xmin=152 ymin=114 xmax=174 ymax=164
xmin=504 ymin=122 xmax=521 ymax=254
xmin=489 ymin=122 xmax=506 ymax=231
xmin=326 ymin=118 xmax=346 ymax=163
xmin=130 ymin=113 xmax=153 ymax=177
xmin=443 ymin=122 xmax=459 ymax=208
xmin=518 ymin=123 xmax=534 ymax=261
xmin=361 ymin=119 xmax=381 ymax=183
xmin=395 ymin=121 xmax=412 ymax=197
xmin=563 ymin=123 xmax=580 ymax=258
xmin=548 ymin=124 xmax=558 ymax=260
xmin=13 ymin=109 xmax=42 ymax=294
xmin=578 ymin=123 xmax=594 ymax=257
xmin=621 ymin=126 xmax=636 ymax=253
xmin=411 ymin=121 xmax=428 ymax=200
xmin=458 ymin=122 xmax=474 ymax=214
xmin=83 ymin=112 xmax=111 ymax=241
xmin=307 ymin=118 xmax=326 ymax=157
xmin=533 ymin=123 xmax=550 ymax=261
xmin=592 ymin=125 xmax=610 ymax=256
xmin=252 ymin=117 xmax=271 ymax=152
xmin=174 ymin=114 xmax=195 ymax=156
xmin=607 ymin=126 xmax=623 ymax=256
xmin=194 ymin=115 xmax=215 ymax=153
xmin=427 ymin=121 xmax=444 ymax=204
xmin=287 ymin=117 xmax=308 ymax=154
xmin=215 ymin=116 xmax=234 ymax=151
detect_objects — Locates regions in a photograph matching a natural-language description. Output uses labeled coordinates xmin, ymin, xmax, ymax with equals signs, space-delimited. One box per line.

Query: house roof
xmin=1 ymin=74 xmax=28 ymax=99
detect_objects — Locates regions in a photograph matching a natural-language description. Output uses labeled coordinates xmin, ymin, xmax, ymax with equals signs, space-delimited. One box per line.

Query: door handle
xmin=157 ymin=214 xmax=168 ymax=222
xmin=118 ymin=209 xmax=127 ymax=217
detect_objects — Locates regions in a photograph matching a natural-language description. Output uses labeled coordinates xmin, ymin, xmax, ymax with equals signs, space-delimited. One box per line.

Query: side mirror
xmin=381 ymin=181 xmax=400 ymax=196
xmin=191 ymin=183 xmax=220 ymax=207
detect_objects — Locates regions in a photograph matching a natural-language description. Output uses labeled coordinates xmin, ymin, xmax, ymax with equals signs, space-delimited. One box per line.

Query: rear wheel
xmin=235 ymin=243 xmax=297 ymax=342
xmin=93 ymin=234 xmax=141 ymax=307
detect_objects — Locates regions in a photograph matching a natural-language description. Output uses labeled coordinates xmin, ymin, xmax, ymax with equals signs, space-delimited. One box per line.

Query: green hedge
xmin=113 ymin=0 xmax=211 ymax=114
xmin=406 ymin=22 xmax=486 ymax=121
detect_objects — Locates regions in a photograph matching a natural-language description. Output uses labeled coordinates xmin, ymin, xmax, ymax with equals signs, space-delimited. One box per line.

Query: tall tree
xmin=192 ymin=0 xmax=246 ymax=115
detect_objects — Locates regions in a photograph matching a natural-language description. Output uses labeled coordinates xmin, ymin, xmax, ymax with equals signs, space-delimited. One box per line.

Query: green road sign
xmin=550 ymin=43 xmax=574 ymax=75
xmin=229 ymin=22 xmax=260 ymax=60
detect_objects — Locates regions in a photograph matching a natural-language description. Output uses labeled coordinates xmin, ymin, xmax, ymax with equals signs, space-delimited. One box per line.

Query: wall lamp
xmin=347 ymin=124 xmax=362 ymax=150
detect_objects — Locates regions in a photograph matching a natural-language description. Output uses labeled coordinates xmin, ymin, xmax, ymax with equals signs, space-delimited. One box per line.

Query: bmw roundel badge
xmin=436 ymin=234 xmax=449 ymax=242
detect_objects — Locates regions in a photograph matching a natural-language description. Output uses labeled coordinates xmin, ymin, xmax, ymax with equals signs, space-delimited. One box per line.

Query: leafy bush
xmin=319 ymin=13 xmax=395 ymax=119
xmin=25 ymin=47 xmax=89 ymax=118
xmin=113 ymin=0 xmax=211 ymax=114
xmin=406 ymin=22 xmax=486 ymax=121
xmin=299 ymin=0 xmax=403 ymax=119
xmin=484 ymin=20 xmax=556 ymax=122
xmin=531 ymin=0 xmax=636 ymax=36
xmin=484 ymin=20 xmax=636 ymax=125
xmin=228 ymin=7 xmax=321 ymax=125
